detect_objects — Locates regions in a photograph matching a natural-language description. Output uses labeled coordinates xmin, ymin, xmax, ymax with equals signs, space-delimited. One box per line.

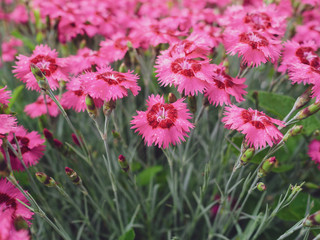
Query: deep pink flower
xmin=13 ymin=45 xmax=68 ymax=92
xmin=308 ymin=139 xmax=320 ymax=168
xmin=131 ymin=95 xmax=194 ymax=148
xmin=205 ymin=65 xmax=247 ymax=106
xmin=2 ymin=126 xmax=45 ymax=171
xmin=24 ymin=95 xmax=60 ymax=118
xmin=0 ymin=115 xmax=16 ymax=135
xmin=0 ymin=178 xmax=33 ymax=240
xmin=224 ymin=30 xmax=281 ymax=67
xmin=81 ymin=66 xmax=140 ymax=101
xmin=61 ymin=77 xmax=103 ymax=112
xmin=222 ymin=105 xmax=285 ymax=149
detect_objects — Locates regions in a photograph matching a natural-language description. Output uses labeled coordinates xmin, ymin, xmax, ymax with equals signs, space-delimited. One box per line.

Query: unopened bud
xmin=188 ymin=95 xmax=197 ymax=114
xmin=53 ymin=139 xmax=63 ymax=148
xmin=14 ymin=216 xmax=29 ymax=231
xmin=294 ymin=86 xmax=312 ymax=110
xmin=304 ymin=210 xmax=320 ymax=227
xmin=35 ymin=172 xmax=56 ymax=187
xmin=30 ymin=64 xmax=50 ymax=91
xmin=0 ymin=152 xmax=10 ymax=177
xmin=258 ymin=157 xmax=278 ymax=177
xmin=202 ymin=96 xmax=210 ymax=107
xmin=65 ymin=167 xmax=82 ymax=185
xmin=283 ymin=125 xmax=303 ymax=142
xmin=119 ymin=63 xmax=126 ymax=73
xmin=290 ymin=183 xmax=303 ymax=195
xmin=257 ymin=182 xmax=266 ymax=191
xmin=118 ymin=155 xmax=129 ymax=173
xmin=168 ymin=93 xmax=177 ymax=103
xmin=85 ymin=95 xmax=98 ymax=119
xmin=112 ymin=130 xmax=121 ymax=139
xmin=71 ymin=133 xmax=81 ymax=146
xmin=43 ymin=128 xmax=53 ymax=140
xmin=240 ymin=148 xmax=255 ymax=165
xmin=103 ymin=99 xmax=116 ymax=116
xmin=295 ymin=102 xmax=320 ymax=120
xmin=305 ymin=182 xmax=319 ymax=189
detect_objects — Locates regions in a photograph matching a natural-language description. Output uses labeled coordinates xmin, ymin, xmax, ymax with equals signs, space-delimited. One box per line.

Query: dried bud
xmin=168 ymin=93 xmax=177 ymax=103
xmin=240 ymin=147 xmax=255 ymax=165
xmin=282 ymin=125 xmax=303 ymax=142
xmin=257 ymin=182 xmax=266 ymax=191
xmin=43 ymin=128 xmax=53 ymax=140
xmin=35 ymin=172 xmax=57 ymax=187
xmin=65 ymin=167 xmax=82 ymax=185
xmin=71 ymin=133 xmax=81 ymax=146
xmin=30 ymin=64 xmax=50 ymax=91
xmin=295 ymin=102 xmax=320 ymax=120
xmin=294 ymin=86 xmax=312 ymax=110
xmin=0 ymin=151 xmax=10 ymax=177
xmin=112 ymin=130 xmax=121 ymax=139
xmin=103 ymin=99 xmax=116 ymax=116
xmin=118 ymin=155 xmax=129 ymax=173
xmin=85 ymin=95 xmax=98 ymax=119
xmin=258 ymin=157 xmax=278 ymax=178
xmin=188 ymin=95 xmax=197 ymax=114
xmin=304 ymin=210 xmax=320 ymax=227
xmin=202 ymin=96 xmax=210 ymax=107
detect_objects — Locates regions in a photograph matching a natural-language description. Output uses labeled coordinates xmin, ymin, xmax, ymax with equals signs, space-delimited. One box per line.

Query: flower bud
xmin=118 ymin=155 xmax=129 ymax=173
xmin=305 ymin=182 xmax=319 ymax=189
xmin=0 ymin=151 xmax=10 ymax=177
xmin=43 ymin=128 xmax=54 ymax=140
xmin=202 ymin=96 xmax=210 ymax=107
xmin=85 ymin=95 xmax=98 ymax=119
xmin=304 ymin=210 xmax=320 ymax=227
xmin=257 ymin=182 xmax=266 ymax=191
xmin=30 ymin=64 xmax=50 ymax=91
xmin=35 ymin=172 xmax=57 ymax=187
xmin=294 ymin=86 xmax=312 ymax=110
xmin=103 ymin=99 xmax=116 ymax=116
xmin=112 ymin=130 xmax=121 ymax=139
xmin=282 ymin=125 xmax=303 ymax=142
xmin=240 ymin=147 xmax=255 ymax=165
xmin=53 ymin=139 xmax=63 ymax=148
xmin=290 ymin=183 xmax=303 ymax=195
xmin=168 ymin=93 xmax=177 ymax=103
xmin=258 ymin=157 xmax=278 ymax=178
xmin=14 ymin=216 xmax=29 ymax=231
xmin=65 ymin=167 xmax=82 ymax=185
xmin=188 ymin=95 xmax=197 ymax=114
xmin=295 ymin=102 xmax=320 ymax=120
xmin=119 ymin=63 xmax=126 ymax=73
xmin=71 ymin=133 xmax=81 ymax=146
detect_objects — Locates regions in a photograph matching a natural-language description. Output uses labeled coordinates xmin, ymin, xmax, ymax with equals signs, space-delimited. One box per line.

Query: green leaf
xmin=8 ymin=85 xmax=24 ymax=108
xmin=248 ymin=91 xmax=295 ymax=119
xmin=300 ymin=115 xmax=320 ymax=135
xmin=119 ymin=229 xmax=135 ymax=240
xmin=136 ymin=165 xmax=163 ymax=186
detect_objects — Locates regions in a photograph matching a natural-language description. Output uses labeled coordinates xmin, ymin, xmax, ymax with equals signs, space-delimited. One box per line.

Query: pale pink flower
xmin=224 ymin=30 xmax=281 ymax=67
xmin=131 ymin=95 xmax=194 ymax=148
xmin=222 ymin=105 xmax=285 ymax=149
xmin=81 ymin=66 xmax=140 ymax=101
xmin=0 ymin=115 xmax=16 ymax=135
xmin=205 ymin=65 xmax=247 ymax=106
xmin=308 ymin=139 xmax=320 ymax=168
xmin=1 ymin=38 xmax=22 ymax=63
xmin=61 ymin=77 xmax=103 ymax=112
xmin=24 ymin=95 xmax=59 ymax=118
xmin=13 ymin=45 xmax=68 ymax=92
xmin=0 ymin=178 xmax=33 ymax=240
xmin=2 ymin=126 xmax=45 ymax=171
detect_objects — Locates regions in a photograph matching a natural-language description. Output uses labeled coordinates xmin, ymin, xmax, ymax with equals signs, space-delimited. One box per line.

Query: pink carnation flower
xmin=0 ymin=86 xmax=11 ymax=106
xmin=24 ymin=95 xmax=59 ymax=118
xmin=131 ymin=95 xmax=194 ymax=148
xmin=222 ymin=105 xmax=285 ymax=149
xmin=0 ymin=114 xmax=16 ymax=135
xmin=204 ymin=65 xmax=247 ymax=106
xmin=61 ymin=77 xmax=103 ymax=112
xmin=224 ymin=30 xmax=281 ymax=67
xmin=308 ymin=139 xmax=320 ymax=168
xmin=2 ymin=126 xmax=45 ymax=171
xmin=81 ymin=66 xmax=140 ymax=101
xmin=155 ymin=41 xmax=213 ymax=96
xmin=0 ymin=178 xmax=33 ymax=240
xmin=1 ymin=38 xmax=22 ymax=63
xmin=13 ymin=45 xmax=68 ymax=92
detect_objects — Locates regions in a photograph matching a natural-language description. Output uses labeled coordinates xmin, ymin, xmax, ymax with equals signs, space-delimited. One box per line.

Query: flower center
xmin=147 ymin=103 xmax=178 ymax=129
xmin=241 ymin=109 xmax=272 ymax=129
xmin=9 ymin=136 xmax=30 ymax=157
xmin=96 ymin=72 xmax=125 ymax=85
xmin=239 ymin=32 xmax=269 ymax=49
xmin=243 ymin=12 xmax=271 ymax=30
xmin=295 ymin=47 xmax=318 ymax=65
xmin=170 ymin=58 xmax=201 ymax=77
xmin=30 ymin=55 xmax=58 ymax=77
xmin=0 ymin=193 xmax=17 ymax=211
xmin=213 ymin=69 xmax=234 ymax=89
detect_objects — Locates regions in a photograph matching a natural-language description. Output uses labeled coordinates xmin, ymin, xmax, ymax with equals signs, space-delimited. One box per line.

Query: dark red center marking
xmin=147 ymin=103 xmax=178 ymax=129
